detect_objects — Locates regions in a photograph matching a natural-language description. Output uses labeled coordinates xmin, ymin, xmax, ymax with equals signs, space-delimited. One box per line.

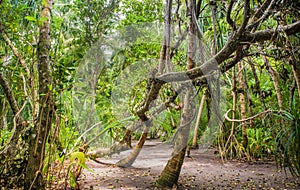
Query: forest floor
xmin=79 ymin=140 xmax=300 ymax=190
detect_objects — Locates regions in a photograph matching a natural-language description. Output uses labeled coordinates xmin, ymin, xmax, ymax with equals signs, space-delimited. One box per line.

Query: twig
xmin=68 ymin=121 xmax=103 ymax=155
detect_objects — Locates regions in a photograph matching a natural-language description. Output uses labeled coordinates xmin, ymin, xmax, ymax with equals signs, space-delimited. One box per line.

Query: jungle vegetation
xmin=0 ymin=0 xmax=300 ymax=189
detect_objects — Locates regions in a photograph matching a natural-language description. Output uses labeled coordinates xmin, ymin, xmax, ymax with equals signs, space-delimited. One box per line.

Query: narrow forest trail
xmin=79 ymin=140 xmax=300 ymax=190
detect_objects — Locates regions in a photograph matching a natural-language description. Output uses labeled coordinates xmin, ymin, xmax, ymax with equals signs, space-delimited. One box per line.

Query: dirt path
xmin=79 ymin=140 xmax=300 ymax=189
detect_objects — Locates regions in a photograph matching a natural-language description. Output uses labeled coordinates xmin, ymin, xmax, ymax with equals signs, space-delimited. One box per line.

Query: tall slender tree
xmin=25 ymin=0 xmax=53 ymax=189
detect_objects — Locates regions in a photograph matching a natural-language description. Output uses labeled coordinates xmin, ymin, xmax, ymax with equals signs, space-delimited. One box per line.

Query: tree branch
xmin=0 ymin=22 xmax=31 ymax=79
xmin=236 ymin=0 xmax=250 ymax=37
xmin=158 ymin=20 xmax=300 ymax=83
xmin=226 ymin=0 xmax=236 ymax=30
xmin=247 ymin=0 xmax=276 ymax=31
xmin=242 ymin=20 xmax=300 ymax=43
xmin=224 ymin=109 xmax=284 ymax=123
xmin=0 ymin=72 xmax=23 ymax=123
xmin=252 ymin=0 xmax=272 ymax=20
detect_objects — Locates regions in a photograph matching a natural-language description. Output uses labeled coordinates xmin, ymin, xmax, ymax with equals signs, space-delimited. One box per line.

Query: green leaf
xmin=70 ymin=151 xmax=85 ymax=165
xmin=24 ymin=16 xmax=37 ymax=22
xmin=39 ymin=17 xmax=48 ymax=22
xmin=69 ymin=172 xmax=77 ymax=188
xmin=42 ymin=0 xmax=47 ymax=6
xmin=79 ymin=163 xmax=93 ymax=173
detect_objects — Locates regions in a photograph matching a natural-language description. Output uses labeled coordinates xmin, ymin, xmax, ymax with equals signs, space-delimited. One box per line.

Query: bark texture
xmin=238 ymin=63 xmax=248 ymax=150
xmin=116 ymin=128 xmax=148 ymax=167
xmin=192 ymin=94 xmax=206 ymax=148
xmin=262 ymin=54 xmax=283 ymax=110
xmin=25 ymin=1 xmax=53 ymax=189
xmin=156 ymin=89 xmax=193 ymax=187
xmin=157 ymin=0 xmax=196 ymax=187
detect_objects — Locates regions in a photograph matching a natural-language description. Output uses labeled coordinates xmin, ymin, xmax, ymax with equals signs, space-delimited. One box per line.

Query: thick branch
xmin=242 ymin=20 xmax=300 ymax=43
xmin=158 ymin=21 xmax=300 ymax=83
xmin=230 ymin=0 xmax=250 ymax=39
xmin=195 ymin=0 xmax=202 ymax=17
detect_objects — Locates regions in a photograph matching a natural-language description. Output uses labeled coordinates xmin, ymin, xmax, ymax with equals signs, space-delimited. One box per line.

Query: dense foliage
xmin=0 ymin=0 xmax=299 ymax=189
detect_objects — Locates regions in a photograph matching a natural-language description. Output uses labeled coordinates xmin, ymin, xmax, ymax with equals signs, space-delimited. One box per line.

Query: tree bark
xmin=262 ymin=53 xmax=283 ymax=110
xmin=116 ymin=127 xmax=148 ymax=167
xmin=157 ymin=88 xmax=193 ymax=187
xmin=157 ymin=0 xmax=195 ymax=187
xmin=158 ymin=0 xmax=172 ymax=74
xmin=238 ymin=63 xmax=248 ymax=150
xmin=25 ymin=0 xmax=53 ymax=189
xmin=192 ymin=94 xmax=206 ymax=149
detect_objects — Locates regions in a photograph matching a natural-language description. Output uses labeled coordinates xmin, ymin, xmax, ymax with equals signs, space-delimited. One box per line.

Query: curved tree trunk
xmin=157 ymin=0 xmax=196 ymax=187
xmin=116 ymin=128 xmax=148 ymax=167
xmin=156 ymin=88 xmax=193 ymax=187
xmin=156 ymin=148 xmax=186 ymax=187
xmin=115 ymin=0 xmax=173 ymax=168
xmin=25 ymin=0 xmax=53 ymax=189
